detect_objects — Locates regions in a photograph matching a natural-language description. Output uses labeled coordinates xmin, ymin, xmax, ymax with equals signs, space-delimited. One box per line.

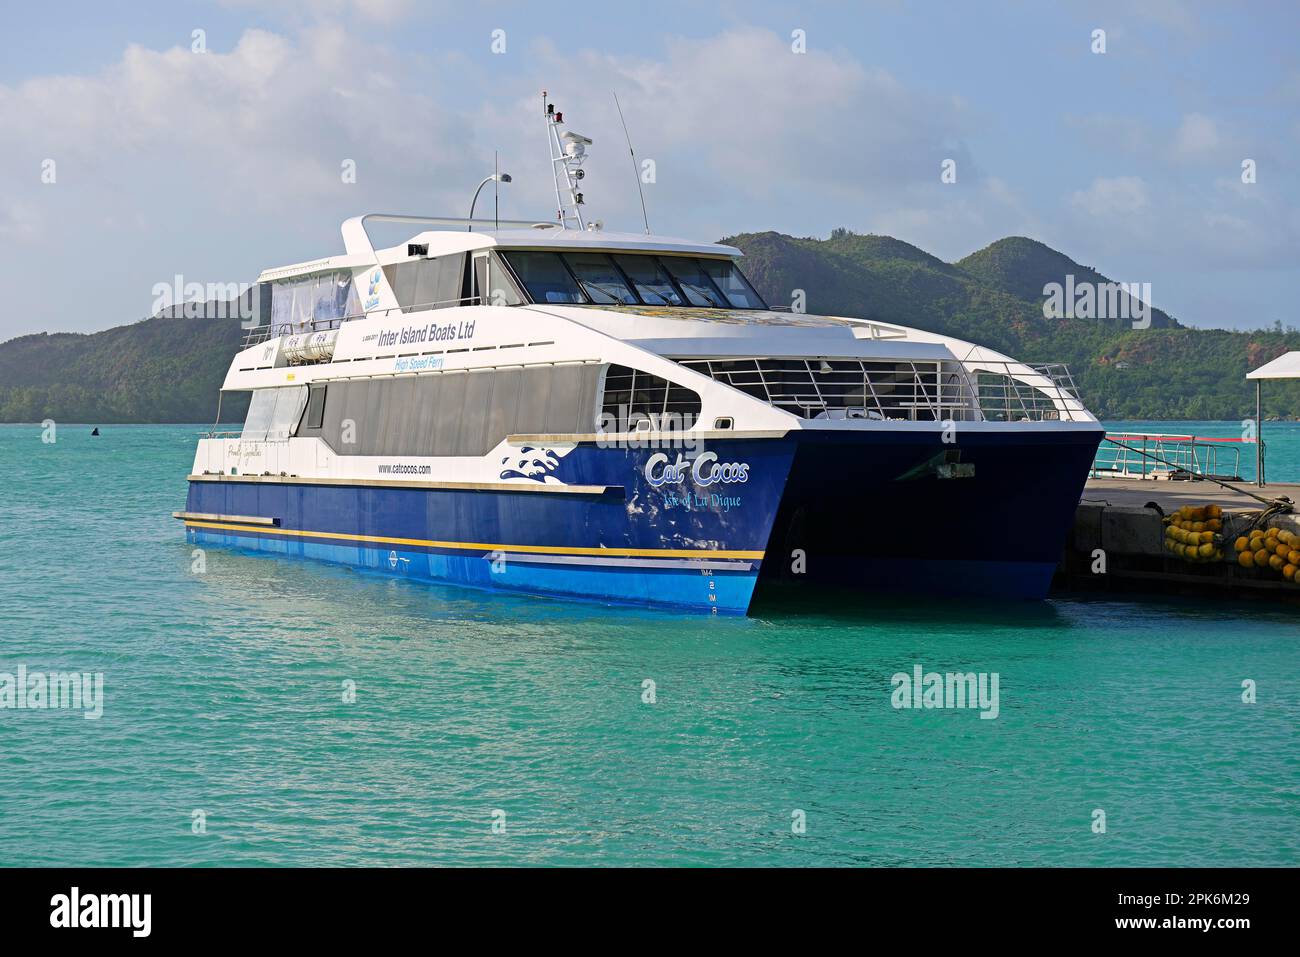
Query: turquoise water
xmin=1102 ymin=419 xmax=1300 ymax=484
xmin=0 ymin=423 xmax=1297 ymax=867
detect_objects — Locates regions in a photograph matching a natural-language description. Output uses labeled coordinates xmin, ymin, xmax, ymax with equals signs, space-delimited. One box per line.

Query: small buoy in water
xmin=90 ymin=427 xmax=100 ymax=436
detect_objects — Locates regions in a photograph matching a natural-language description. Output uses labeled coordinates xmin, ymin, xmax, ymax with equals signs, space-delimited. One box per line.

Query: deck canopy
xmin=1244 ymin=351 xmax=1300 ymax=487
xmin=1247 ymin=351 xmax=1300 ymax=379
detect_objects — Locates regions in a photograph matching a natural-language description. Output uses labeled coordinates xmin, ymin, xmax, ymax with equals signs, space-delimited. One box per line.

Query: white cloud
xmin=1173 ymin=112 xmax=1220 ymax=158
xmin=10 ymin=24 xmax=975 ymax=251
xmin=1068 ymin=176 xmax=1149 ymax=219
xmin=0 ymin=23 xmax=1037 ymax=335
xmin=0 ymin=24 xmax=492 ymax=336
xmin=467 ymin=28 xmax=1003 ymax=258
xmin=0 ymin=25 xmax=478 ymax=214
xmin=519 ymin=28 xmax=976 ymax=196
xmin=0 ymin=17 xmax=1289 ymax=340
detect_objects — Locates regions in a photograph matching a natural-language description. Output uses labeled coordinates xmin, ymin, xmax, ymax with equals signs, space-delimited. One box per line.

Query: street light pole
xmin=468 ymin=170 xmax=512 ymax=230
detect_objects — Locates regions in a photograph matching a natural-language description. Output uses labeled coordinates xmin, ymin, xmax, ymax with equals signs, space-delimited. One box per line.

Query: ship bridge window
xmin=659 ymin=257 xmax=730 ymax=307
xmin=499 ymin=251 xmax=586 ymax=304
xmin=699 ymin=259 xmax=765 ymax=309
xmin=383 ymin=254 xmax=467 ymax=313
xmin=600 ymin=365 xmax=702 ymax=430
xmin=563 ymin=253 xmax=639 ymax=305
xmin=610 ymin=255 xmax=684 ymax=306
xmin=471 ymin=252 xmax=524 ymax=307
xmin=499 ymin=250 xmax=767 ymax=310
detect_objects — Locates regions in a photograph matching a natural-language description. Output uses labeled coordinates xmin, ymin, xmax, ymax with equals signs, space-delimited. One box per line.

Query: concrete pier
xmin=1057 ymin=478 xmax=1300 ymax=602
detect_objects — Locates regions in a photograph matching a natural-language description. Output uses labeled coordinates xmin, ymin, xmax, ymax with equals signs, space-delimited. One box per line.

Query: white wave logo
xmin=644 ymin=451 xmax=750 ymax=488
xmin=500 ymin=446 xmax=567 ymax=483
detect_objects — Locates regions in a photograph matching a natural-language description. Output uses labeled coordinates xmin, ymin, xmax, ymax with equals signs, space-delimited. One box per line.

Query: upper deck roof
xmin=256 ymin=214 xmax=742 ymax=283
xmin=405 ymin=226 xmax=740 ymax=259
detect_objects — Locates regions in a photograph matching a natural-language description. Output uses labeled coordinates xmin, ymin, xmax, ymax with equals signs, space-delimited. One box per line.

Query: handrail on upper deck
xmin=341 ymin=213 xmax=562 ymax=260
xmin=356 ymin=213 xmax=559 ymax=231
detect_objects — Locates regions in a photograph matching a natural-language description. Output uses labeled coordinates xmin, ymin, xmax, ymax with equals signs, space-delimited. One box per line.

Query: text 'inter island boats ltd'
xmin=177 ymin=98 xmax=1104 ymax=614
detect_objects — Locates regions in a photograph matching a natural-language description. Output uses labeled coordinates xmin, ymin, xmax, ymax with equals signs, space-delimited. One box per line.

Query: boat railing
xmin=239 ymin=294 xmax=487 ymax=349
xmin=967 ymin=362 xmax=1083 ymax=422
xmin=1090 ymin=432 xmax=1248 ymax=480
xmin=679 ymin=357 xmax=1087 ymax=422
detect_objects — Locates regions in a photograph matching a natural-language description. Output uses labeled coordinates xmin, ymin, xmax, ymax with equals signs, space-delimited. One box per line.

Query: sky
xmin=0 ymin=0 xmax=1296 ymax=340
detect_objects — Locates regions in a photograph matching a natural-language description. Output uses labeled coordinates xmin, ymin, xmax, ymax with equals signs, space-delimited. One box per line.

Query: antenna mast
xmin=542 ymin=91 xmax=591 ymax=230
xmin=613 ymin=90 xmax=650 ymax=235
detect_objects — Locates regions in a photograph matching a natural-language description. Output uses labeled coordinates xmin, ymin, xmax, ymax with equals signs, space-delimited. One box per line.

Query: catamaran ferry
xmin=177 ymin=98 xmax=1103 ymax=614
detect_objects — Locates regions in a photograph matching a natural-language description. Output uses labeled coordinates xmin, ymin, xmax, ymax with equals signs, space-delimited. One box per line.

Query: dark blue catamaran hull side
xmin=755 ymin=427 xmax=1103 ymax=601
xmin=183 ymin=427 xmax=1102 ymax=613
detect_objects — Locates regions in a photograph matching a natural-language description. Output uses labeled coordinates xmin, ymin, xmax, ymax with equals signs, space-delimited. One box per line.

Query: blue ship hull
xmin=183 ymin=428 xmax=1101 ymax=613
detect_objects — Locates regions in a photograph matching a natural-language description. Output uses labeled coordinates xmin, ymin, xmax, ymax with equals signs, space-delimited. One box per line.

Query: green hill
xmin=0 ymin=312 xmax=250 ymax=423
xmin=725 ymin=229 xmax=1300 ymax=419
xmin=1 ymin=229 xmax=1297 ymax=422
xmin=956 ymin=236 xmax=1179 ymax=330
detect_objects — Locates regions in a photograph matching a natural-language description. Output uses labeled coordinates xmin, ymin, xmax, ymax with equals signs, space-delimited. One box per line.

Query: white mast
xmin=542 ymin=91 xmax=591 ymax=231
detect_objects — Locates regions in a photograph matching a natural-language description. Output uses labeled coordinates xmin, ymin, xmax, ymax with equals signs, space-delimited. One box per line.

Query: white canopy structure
xmin=1246 ymin=351 xmax=1300 ymax=485
xmin=1247 ymin=351 xmax=1300 ymax=380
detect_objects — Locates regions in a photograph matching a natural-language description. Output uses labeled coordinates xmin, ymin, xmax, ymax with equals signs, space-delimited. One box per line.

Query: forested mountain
xmin=727 ymin=230 xmax=1300 ymax=420
xmin=2 ymin=231 xmax=1296 ymax=422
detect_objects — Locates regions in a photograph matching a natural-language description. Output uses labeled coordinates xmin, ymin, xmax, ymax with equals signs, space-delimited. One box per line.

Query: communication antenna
xmin=542 ymin=90 xmax=591 ymax=230
xmin=613 ymin=90 xmax=650 ymax=235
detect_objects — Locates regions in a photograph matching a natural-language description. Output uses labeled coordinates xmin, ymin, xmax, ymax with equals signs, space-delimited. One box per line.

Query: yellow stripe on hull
xmin=183 ymin=520 xmax=766 ymax=561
